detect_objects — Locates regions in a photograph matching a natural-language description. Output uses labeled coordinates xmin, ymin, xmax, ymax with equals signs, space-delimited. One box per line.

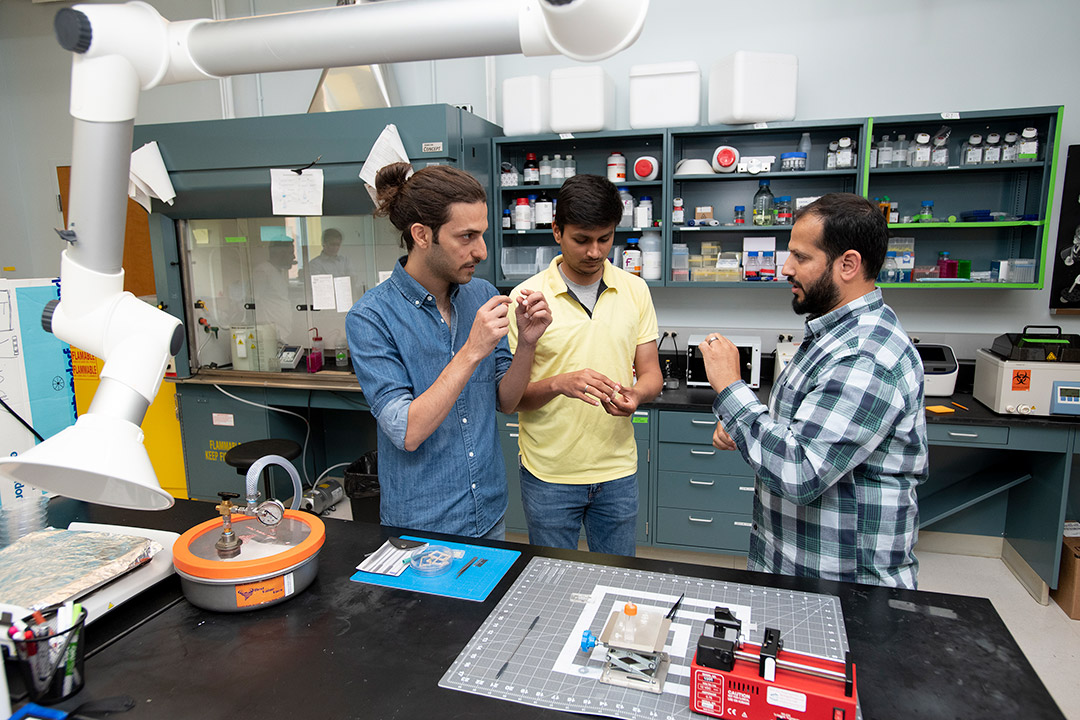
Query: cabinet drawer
xmin=927 ymin=423 xmax=1009 ymax=446
xmin=656 ymin=508 xmax=752 ymax=552
xmin=658 ymin=471 xmax=754 ymax=514
xmin=658 ymin=443 xmax=754 ymax=476
xmin=659 ymin=411 xmax=718 ymax=445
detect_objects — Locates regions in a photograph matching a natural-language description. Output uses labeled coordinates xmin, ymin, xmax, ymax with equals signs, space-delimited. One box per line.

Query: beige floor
xmin=507 ymin=533 xmax=1080 ymax=719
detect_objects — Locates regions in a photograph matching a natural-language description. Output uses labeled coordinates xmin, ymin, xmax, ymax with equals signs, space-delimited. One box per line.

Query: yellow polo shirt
xmin=508 ymin=257 xmax=658 ymax=484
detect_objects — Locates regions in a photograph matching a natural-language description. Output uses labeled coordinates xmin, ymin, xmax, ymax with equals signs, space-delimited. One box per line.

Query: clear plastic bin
xmin=1010 ymin=258 xmax=1036 ymax=283
xmin=501 ymin=247 xmax=538 ymax=277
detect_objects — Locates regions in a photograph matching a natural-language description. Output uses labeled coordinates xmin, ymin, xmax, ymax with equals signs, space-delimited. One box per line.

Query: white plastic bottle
xmin=1001 ymin=132 xmax=1020 ymax=163
xmin=878 ymin=135 xmax=894 ymax=167
xmin=640 ymin=230 xmax=662 ymax=281
xmin=564 ymin=154 xmax=577 ymax=179
xmin=836 ymin=137 xmax=855 ymax=168
xmin=826 ymin=141 xmax=839 ymax=170
xmin=983 ymin=133 xmax=1002 ymax=164
xmin=551 ymin=154 xmax=565 ymax=184
xmin=607 ymin=152 xmax=626 ymax=182
xmin=892 ymin=134 xmax=909 ymax=167
xmin=618 ymin=187 xmax=634 ymax=228
xmin=961 ymin=134 xmax=984 ymax=165
xmin=798 ymin=132 xmax=813 ymax=158
xmin=539 ymin=154 xmax=552 ymax=184
xmin=911 ymin=133 xmax=932 ymax=167
xmin=514 ymin=197 xmax=533 ymax=230
xmin=930 ymin=134 xmax=950 ymax=167
xmin=1018 ymin=127 xmax=1039 ymax=161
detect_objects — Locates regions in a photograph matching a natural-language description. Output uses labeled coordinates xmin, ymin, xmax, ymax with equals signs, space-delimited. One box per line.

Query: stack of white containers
xmin=501 ymin=51 xmax=798 ymax=134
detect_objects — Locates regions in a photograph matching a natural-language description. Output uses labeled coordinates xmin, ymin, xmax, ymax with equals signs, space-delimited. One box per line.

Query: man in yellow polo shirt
xmin=507 ymin=174 xmax=662 ymax=556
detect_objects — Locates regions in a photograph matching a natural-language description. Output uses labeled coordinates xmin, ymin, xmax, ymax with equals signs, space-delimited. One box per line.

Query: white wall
xmin=2 ymin=0 xmax=1079 ymax=351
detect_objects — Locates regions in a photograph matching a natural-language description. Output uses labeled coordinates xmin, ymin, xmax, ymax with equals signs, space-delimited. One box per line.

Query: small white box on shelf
xmin=628 ymin=61 xmax=700 ymax=129
xmin=502 ymin=75 xmax=549 ymax=137
xmin=549 ymin=66 xmax=615 ymax=133
xmin=709 ymin=51 xmax=798 ymax=125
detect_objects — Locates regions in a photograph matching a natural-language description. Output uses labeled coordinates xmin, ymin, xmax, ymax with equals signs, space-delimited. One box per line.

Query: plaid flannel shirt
xmin=713 ymin=289 xmax=928 ymax=588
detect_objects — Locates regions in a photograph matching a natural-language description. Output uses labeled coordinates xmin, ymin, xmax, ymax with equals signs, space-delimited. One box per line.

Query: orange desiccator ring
xmin=172 ymin=510 xmax=326 ymax=580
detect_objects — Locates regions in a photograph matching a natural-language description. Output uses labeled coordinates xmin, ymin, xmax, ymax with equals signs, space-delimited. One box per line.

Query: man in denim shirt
xmin=347 ymin=163 xmax=551 ymax=539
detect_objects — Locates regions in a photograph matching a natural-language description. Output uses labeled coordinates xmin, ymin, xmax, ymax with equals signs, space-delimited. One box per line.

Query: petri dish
xmin=409 ymin=545 xmax=454 ymax=576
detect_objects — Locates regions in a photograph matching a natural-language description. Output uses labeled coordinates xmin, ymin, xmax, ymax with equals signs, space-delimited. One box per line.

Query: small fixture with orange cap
xmin=580 ymin=598 xmax=674 ymax=694
xmin=172 ymin=454 xmax=326 ymax=612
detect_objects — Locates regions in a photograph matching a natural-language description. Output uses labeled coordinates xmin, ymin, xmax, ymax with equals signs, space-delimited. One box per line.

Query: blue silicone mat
xmin=350 ymin=536 xmax=521 ymax=602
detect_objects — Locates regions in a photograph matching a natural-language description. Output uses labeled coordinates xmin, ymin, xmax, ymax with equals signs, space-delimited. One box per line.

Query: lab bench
xmin=177 ymin=371 xmax=1080 ymax=604
xmin=18 ymin=497 xmax=1063 ymax=720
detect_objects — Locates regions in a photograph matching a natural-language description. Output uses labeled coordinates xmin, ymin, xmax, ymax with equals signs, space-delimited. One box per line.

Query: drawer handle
xmin=688 ymin=516 xmax=713 ymax=524
xmin=738 ymin=486 xmax=754 ymax=492
xmin=505 ymin=422 xmax=519 ymax=429
xmin=733 ymin=521 xmax=752 ymax=528
xmin=691 ymin=419 xmax=714 ymax=425
xmin=509 ymin=433 xmax=519 ymax=438
xmin=689 ymin=479 xmax=715 ymax=487
xmin=690 ymin=449 xmax=716 ymax=456
xmin=947 ymin=432 xmax=979 ymax=438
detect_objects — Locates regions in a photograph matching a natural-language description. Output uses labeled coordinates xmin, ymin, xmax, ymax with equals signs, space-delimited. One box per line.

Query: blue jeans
xmin=481 ymin=517 xmax=506 ymax=542
xmin=519 ymin=462 xmax=638 ymax=556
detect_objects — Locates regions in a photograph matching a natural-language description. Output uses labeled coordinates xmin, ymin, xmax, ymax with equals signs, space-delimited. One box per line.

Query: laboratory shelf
xmin=665 ymin=281 xmax=790 ymax=289
xmin=879 ymin=282 xmax=1040 ymax=290
xmin=868 ymin=161 xmax=1045 ymax=175
xmin=673 ymin=169 xmax=859 ymax=181
xmin=886 ymin=221 xmax=1044 ymax=230
xmin=919 ymin=465 xmax=1032 ymax=529
xmin=501 ymin=180 xmax=661 ymax=192
xmin=673 ymin=225 xmax=792 ymax=233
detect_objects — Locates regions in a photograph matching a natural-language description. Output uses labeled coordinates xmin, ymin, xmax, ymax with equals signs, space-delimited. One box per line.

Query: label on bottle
xmin=623 ymin=250 xmax=642 ymax=276
xmin=514 ymin=204 xmax=533 ymax=229
xmin=826 ymin=153 xmax=837 ymax=170
xmin=564 ymin=166 xmax=576 ymax=179
xmin=551 ymin=166 xmax=565 ymax=180
xmin=535 ymin=202 xmax=553 ymax=226
xmin=915 ymin=146 xmax=931 ymax=163
xmin=889 ymin=211 xmax=899 ymax=224
xmin=965 ymin=148 xmax=982 ymax=164
xmin=931 ymin=148 xmax=948 ymax=165
xmin=984 ymin=146 xmax=1001 ymax=163
xmin=524 ymin=167 xmax=539 ymax=183
xmin=1002 ymin=145 xmax=1018 ymax=162
xmin=869 ymin=148 xmax=878 ymax=168
xmin=1019 ymin=141 xmax=1038 ymax=159
xmin=501 ymin=215 xmax=511 ymax=229
xmin=837 ymin=148 xmax=853 ymax=167
xmin=672 ymin=208 xmax=684 ymax=224
xmin=879 ymin=148 xmax=893 ymax=165
xmin=539 ymin=168 xmax=551 ymax=182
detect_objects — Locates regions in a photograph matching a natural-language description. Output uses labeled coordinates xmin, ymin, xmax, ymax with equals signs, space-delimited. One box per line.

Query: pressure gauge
xmin=255 ymin=499 xmax=286 ymax=526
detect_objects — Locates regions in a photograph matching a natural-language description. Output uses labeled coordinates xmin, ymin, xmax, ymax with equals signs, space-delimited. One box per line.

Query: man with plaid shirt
xmin=699 ymin=193 xmax=927 ymax=589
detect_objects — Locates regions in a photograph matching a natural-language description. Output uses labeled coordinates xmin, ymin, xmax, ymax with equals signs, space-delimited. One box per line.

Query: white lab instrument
xmin=915 ymin=344 xmax=958 ymax=397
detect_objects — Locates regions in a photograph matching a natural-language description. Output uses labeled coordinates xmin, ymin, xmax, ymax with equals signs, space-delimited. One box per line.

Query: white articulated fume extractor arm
xmin=0 ymin=0 xmax=648 ymax=510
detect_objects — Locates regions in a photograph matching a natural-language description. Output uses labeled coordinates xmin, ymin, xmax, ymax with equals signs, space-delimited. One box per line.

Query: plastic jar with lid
xmin=780 ymin=152 xmax=807 ymax=171
xmin=640 ymin=230 xmax=662 ymax=281
xmin=672 ymin=197 xmax=685 ymax=225
xmin=607 ymin=152 xmax=626 ymax=182
xmin=961 ymin=134 xmax=984 ymax=165
xmin=916 ymin=200 xmax=935 ymax=223
xmin=826 ymin=141 xmax=839 ymax=170
xmin=911 ymin=133 xmax=932 ymax=167
xmin=775 ymin=196 xmax=793 ymax=226
xmin=514 ymin=197 xmax=533 ymax=229
xmin=635 ymin=196 xmax=654 ymax=228
xmin=1018 ymin=127 xmax=1039 ymax=161
xmin=733 ymin=205 xmax=746 ymax=225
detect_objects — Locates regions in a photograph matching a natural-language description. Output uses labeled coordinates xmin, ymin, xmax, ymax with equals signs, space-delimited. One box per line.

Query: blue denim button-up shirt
xmin=346 ymin=257 xmax=512 ymax=537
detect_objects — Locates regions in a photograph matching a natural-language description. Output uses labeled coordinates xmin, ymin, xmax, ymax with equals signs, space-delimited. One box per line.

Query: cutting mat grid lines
xmin=441 ymin=557 xmax=853 ymax=720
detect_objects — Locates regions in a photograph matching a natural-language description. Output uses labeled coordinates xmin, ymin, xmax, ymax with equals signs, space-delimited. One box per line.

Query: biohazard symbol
xmin=1012 ymin=369 xmax=1031 ymax=391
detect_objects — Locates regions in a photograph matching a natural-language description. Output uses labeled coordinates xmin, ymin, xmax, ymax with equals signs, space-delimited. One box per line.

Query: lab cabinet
xmin=866 ymin=106 xmax=1062 ymax=289
xmin=667 ymin=118 xmax=868 ymax=287
xmin=492 ymin=130 xmax=665 ymax=288
xmin=499 ymin=410 xmax=653 ymax=545
xmin=138 ymin=104 xmax=501 ymax=378
xmin=653 ymin=410 xmax=755 ymax=554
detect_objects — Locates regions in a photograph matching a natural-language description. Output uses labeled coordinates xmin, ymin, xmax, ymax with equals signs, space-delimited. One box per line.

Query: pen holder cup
xmin=11 ymin=609 xmax=87 ymax=704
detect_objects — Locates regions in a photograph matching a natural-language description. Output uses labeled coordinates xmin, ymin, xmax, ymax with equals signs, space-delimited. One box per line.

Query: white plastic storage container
xmin=628 ymin=61 xmax=700 ymax=129
xmin=502 ymin=75 xmax=549 ymax=137
xmin=549 ymin=66 xmax=615 ymax=133
xmin=708 ymin=51 xmax=798 ymax=125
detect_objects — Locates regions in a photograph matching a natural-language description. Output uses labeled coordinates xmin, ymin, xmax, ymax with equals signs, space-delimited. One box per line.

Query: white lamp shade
xmin=0 ymin=414 xmax=174 ymax=510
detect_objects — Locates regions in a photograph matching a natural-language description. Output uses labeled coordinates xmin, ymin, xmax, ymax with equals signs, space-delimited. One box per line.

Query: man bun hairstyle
xmin=794 ymin=192 xmax=889 ymax=280
xmin=374 ymin=162 xmax=486 ymax=251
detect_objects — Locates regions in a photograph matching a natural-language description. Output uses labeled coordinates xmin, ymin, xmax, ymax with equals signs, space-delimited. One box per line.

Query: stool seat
xmin=225 ymin=439 xmax=302 ymax=473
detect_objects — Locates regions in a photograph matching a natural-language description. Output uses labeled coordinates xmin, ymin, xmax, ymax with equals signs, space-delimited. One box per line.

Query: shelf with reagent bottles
xmin=494 ymin=130 xmax=665 ymax=288
xmin=864 ymin=106 xmax=1061 ymax=290
xmin=667 ymin=118 xmax=867 ymax=287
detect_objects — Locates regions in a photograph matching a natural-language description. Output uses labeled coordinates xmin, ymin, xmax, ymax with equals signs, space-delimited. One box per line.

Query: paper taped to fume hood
xmin=128 ymin=141 xmax=176 ymax=213
xmin=360 ymin=123 xmax=411 ymax=203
